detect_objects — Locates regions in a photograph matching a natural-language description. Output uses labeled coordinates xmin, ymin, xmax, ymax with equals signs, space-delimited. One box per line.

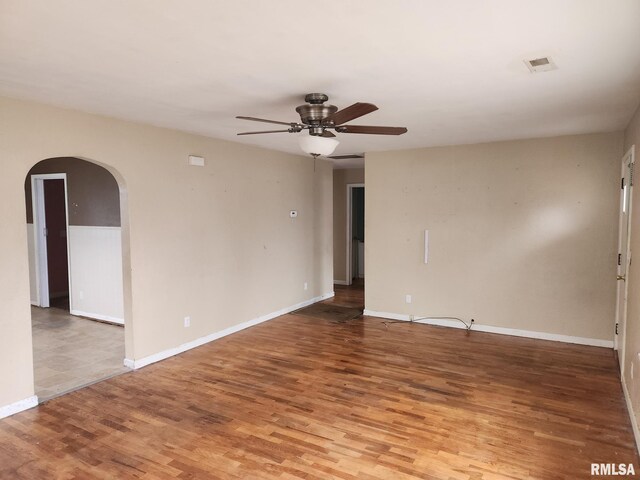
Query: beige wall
xmin=623 ymin=104 xmax=640 ymax=437
xmin=366 ymin=133 xmax=622 ymax=341
xmin=333 ymin=168 xmax=364 ymax=283
xmin=0 ymin=95 xmax=333 ymax=408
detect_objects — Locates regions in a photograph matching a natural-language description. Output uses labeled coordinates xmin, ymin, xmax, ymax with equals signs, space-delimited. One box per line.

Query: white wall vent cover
xmin=188 ymin=155 xmax=205 ymax=166
xmin=524 ymin=56 xmax=557 ymax=73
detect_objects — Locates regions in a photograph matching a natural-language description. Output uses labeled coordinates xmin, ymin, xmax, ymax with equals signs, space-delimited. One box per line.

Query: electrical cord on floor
xmin=382 ymin=316 xmax=474 ymax=333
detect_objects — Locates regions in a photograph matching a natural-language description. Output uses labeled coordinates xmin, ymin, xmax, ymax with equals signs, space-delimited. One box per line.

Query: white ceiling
xmin=1 ymin=0 xmax=640 ymax=169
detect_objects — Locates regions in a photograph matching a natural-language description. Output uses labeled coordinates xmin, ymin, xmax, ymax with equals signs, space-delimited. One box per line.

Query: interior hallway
xmin=32 ymin=304 xmax=128 ymax=401
xmin=327 ymin=278 xmax=364 ymax=309
xmin=1 ymin=282 xmax=636 ymax=478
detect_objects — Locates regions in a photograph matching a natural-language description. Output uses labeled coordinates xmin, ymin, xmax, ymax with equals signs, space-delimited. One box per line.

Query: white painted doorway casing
xmin=346 ymin=183 xmax=364 ymax=286
xmin=615 ymin=146 xmax=635 ymax=374
xmin=30 ymin=173 xmax=72 ymax=309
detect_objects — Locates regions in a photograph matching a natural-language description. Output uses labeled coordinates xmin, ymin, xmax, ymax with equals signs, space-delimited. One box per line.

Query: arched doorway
xmin=24 ymin=157 xmax=130 ymax=401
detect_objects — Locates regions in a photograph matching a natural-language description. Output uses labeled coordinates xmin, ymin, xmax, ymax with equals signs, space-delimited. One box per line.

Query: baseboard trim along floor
xmin=125 ymin=292 xmax=335 ymax=370
xmin=622 ymin=377 xmax=640 ymax=456
xmin=363 ymin=310 xmax=613 ymax=348
xmin=0 ymin=395 xmax=38 ymax=420
xmin=70 ymin=309 xmax=124 ymax=325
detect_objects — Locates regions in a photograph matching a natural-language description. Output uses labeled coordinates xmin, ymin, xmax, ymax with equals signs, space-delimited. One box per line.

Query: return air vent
xmin=328 ymin=154 xmax=364 ymax=160
xmin=524 ymin=56 xmax=557 ymax=73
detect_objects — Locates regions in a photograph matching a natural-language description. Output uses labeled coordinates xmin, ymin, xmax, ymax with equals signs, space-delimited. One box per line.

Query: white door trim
xmin=346 ymin=183 xmax=364 ymax=286
xmin=615 ymin=145 xmax=635 ymax=374
xmin=30 ymin=173 xmax=72 ymax=309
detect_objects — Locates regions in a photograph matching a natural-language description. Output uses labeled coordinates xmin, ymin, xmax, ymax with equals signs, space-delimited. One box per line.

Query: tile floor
xmin=31 ymin=305 xmax=129 ymax=401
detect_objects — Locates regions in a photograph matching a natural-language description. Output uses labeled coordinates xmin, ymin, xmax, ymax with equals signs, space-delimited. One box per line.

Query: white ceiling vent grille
xmin=524 ymin=56 xmax=557 ymax=73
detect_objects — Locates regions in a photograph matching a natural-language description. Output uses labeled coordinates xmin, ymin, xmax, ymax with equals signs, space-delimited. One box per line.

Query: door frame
xmin=615 ymin=145 xmax=635 ymax=372
xmin=30 ymin=173 xmax=72 ymax=308
xmin=346 ymin=183 xmax=364 ymax=286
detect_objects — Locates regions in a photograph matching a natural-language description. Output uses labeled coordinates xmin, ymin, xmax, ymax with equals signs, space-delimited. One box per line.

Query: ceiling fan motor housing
xmin=296 ymin=103 xmax=337 ymax=127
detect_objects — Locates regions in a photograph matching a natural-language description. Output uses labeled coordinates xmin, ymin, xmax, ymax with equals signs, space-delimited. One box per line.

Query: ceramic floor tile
xmin=31 ymin=306 xmax=129 ymax=401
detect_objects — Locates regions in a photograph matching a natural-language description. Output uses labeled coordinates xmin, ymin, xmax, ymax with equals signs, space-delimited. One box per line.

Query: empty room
xmin=1 ymin=1 xmax=640 ymax=479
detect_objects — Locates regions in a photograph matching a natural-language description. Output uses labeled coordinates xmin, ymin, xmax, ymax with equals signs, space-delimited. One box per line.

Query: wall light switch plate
xmin=184 ymin=316 xmax=191 ymax=328
xmin=290 ymin=210 xmax=298 ymax=218
xmin=405 ymin=294 xmax=412 ymax=304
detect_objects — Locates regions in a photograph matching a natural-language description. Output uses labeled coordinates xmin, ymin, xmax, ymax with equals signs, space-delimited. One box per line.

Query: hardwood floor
xmin=327 ymin=279 xmax=365 ymax=309
xmin=0 ymin=283 xmax=637 ymax=479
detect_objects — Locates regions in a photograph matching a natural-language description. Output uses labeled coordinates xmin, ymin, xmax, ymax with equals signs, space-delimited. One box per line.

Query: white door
xmin=615 ymin=146 xmax=635 ymax=373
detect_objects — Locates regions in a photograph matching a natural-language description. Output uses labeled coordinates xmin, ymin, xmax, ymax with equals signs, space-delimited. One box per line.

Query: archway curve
xmin=24 ymin=155 xmax=134 ymax=366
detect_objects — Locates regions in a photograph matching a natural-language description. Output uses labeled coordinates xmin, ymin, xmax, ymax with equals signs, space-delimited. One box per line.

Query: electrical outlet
xmin=405 ymin=294 xmax=412 ymax=304
xmin=184 ymin=316 xmax=191 ymax=328
xmin=304 ymin=282 xmax=308 ymax=290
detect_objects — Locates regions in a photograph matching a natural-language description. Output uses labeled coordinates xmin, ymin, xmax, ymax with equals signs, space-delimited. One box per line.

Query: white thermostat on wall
xmin=290 ymin=210 xmax=298 ymax=218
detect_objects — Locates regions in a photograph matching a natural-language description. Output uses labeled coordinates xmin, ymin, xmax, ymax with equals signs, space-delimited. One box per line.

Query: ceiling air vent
xmin=524 ymin=56 xmax=557 ymax=73
xmin=328 ymin=154 xmax=364 ymax=160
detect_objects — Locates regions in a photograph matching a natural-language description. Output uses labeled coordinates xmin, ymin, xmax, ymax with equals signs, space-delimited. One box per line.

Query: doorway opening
xmin=347 ymin=184 xmax=365 ymax=285
xmin=329 ymin=182 xmax=365 ymax=311
xmin=25 ymin=157 xmax=129 ymax=401
xmin=30 ymin=175 xmax=70 ymax=310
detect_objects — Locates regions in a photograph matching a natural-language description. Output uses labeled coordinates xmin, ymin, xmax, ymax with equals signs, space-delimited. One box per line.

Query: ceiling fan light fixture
xmin=298 ymin=134 xmax=339 ymax=157
xmin=236 ymin=94 xmax=407 ymax=147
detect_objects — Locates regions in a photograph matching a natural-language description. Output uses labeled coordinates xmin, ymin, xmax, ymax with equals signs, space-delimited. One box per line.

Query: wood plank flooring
xmin=0 ymin=283 xmax=637 ymax=479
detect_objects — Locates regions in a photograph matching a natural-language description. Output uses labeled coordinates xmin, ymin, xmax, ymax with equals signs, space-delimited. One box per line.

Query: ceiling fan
xmin=236 ymin=93 xmax=407 ymax=157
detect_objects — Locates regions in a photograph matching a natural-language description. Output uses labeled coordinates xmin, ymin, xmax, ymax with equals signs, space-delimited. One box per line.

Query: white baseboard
xmin=124 ymin=292 xmax=335 ymax=370
xmin=0 ymin=395 xmax=38 ymax=420
xmin=362 ymin=310 xmax=614 ymax=348
xmin=70 ymin=309 xmax=124 ymax=325
xmin=334 ymin=280 xmax=349 ymax=285
xmin=622 ymin=377 xmax=640 ymax=456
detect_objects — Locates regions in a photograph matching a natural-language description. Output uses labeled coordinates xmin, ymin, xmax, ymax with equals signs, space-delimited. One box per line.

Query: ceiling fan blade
xmin=236 ymin=116 xmax=295 ymax=126
xmin=338 ymin=125 xmax=408 ymax=135
xmin=321 ymin=130 xmax=336 ymax=138
xmin=323 ymin=103 xmax=378 ymax=125
xmin=328 ymin=154 xmax=364 ymax=160
xmin=237 ymin=129 xmax=291 ymax=135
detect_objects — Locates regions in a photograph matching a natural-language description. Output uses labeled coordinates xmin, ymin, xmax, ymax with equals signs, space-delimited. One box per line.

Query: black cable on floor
xmin=382 ymin=316 xmax=474 ymax=332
